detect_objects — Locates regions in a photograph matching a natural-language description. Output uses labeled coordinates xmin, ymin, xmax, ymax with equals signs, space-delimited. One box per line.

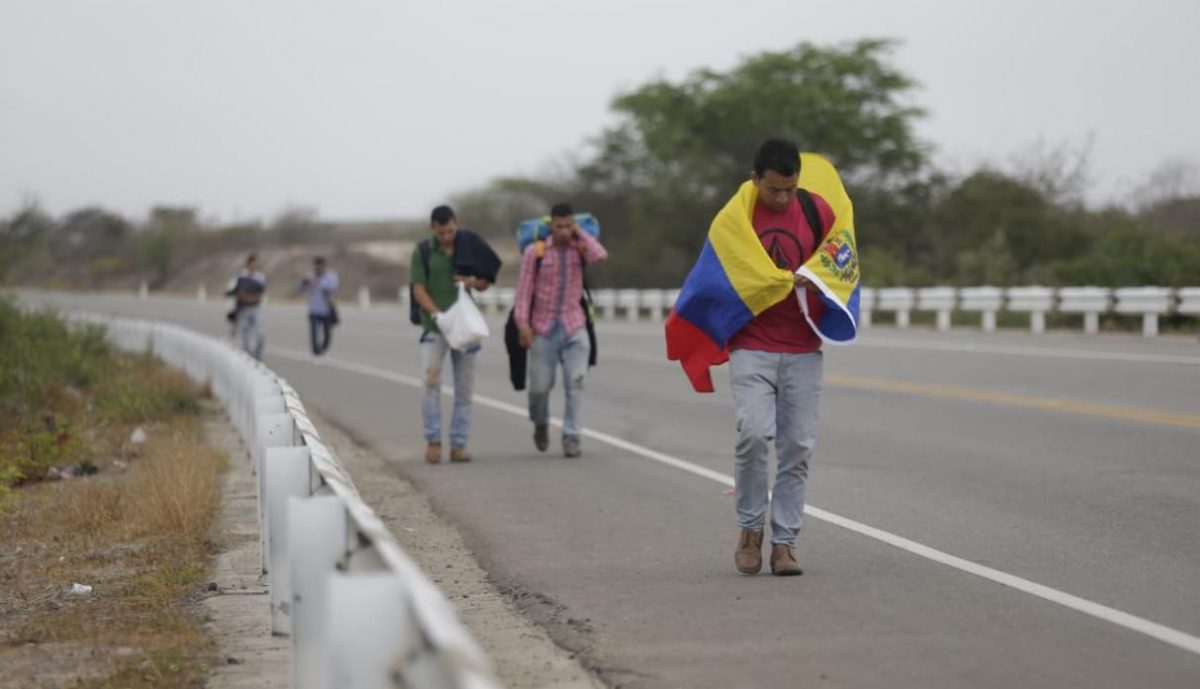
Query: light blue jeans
xmin=420 ymin=331 xmax=478 ymax=449
xmin=528 ymin=322 xmax=590 ymax=438
xmin=729 ymin=349 xmax=823 ymax=546
xmin=239 ymin=306 xmax=264 ymax=361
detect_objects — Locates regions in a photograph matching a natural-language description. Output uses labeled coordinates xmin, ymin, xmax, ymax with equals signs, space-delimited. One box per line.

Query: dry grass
xmin=60 ymin=426 xmax=224 ymax=542
xmin=1 ymin=307 xmax=227 ymax=687
xmin=0 ymin=409 xmax=226 ymax=689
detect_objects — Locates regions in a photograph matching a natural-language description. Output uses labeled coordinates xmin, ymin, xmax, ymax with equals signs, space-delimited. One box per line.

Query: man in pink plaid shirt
xmin=514 ymin=203 xmax=608 ymax=457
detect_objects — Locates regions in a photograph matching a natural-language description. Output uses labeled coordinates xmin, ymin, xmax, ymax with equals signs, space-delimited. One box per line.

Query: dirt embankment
xmin=9 ymin=238 xmax=523 ymax=303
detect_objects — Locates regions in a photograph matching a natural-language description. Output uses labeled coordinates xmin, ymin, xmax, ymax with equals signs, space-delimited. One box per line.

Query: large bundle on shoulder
xmin=516 ymin=213 xmax=601 ymax=254
xmin=505 ymin=212 xmax=602 ymax=391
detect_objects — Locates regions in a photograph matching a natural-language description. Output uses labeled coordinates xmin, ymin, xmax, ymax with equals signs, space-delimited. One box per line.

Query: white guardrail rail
xmin=396 ymin=285 xmax=1196 ymax=338
xmin=73 ymin=313 xmax=501 ymax=689
xmin=180 ymin=281 xmax=1198 ymax=337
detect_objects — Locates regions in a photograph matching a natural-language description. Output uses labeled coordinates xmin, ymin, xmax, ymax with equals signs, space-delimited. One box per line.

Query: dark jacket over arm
xmin=452 ymin=229 xmax=502 ymax=282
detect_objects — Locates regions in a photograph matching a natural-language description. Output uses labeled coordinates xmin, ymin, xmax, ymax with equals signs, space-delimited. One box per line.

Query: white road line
xmin=268 ymin=345 xmax=1200 ymax=658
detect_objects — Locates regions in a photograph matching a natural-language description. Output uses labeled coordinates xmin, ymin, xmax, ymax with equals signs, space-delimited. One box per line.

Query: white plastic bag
xmin=436 ymin=283 xmax=490 ymax=351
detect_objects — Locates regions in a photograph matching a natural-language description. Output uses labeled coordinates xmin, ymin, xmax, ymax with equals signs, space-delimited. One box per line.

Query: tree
xmin=450 ymin=177 xmax=567 ymax=240
xmin=270 ymin=205 xmax=323 ymax=245
xmin=466 ymin=39 xmax=933 ymax=286
xmin=52 ymin=207 xmax=131 ymax=261
xmin=445 ymin=40 xmax=1200 ymax=291
xmin=1129 ymin=158 xmax=1199 ymax=211
xmin=0 ymin=201 xmax=55 ymax=282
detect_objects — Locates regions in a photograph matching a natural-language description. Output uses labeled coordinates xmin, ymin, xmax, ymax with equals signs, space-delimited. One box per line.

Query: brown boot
xmin=425 ymin=442 xmax=442 ymax=464
xmin=450 ymin=447 xmax=472 ymax=463
xmin=770 ymin=544 xmax=803 ymax=576
xmin=734 ymin=528 xmax=764 ymax=574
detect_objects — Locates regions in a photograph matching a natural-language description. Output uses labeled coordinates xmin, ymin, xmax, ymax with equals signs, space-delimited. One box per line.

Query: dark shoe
xmin=450 ymin=447 xmax=472 ymax=463
xmin=563 ymin=435 xmax=581 ymax=458
xmin=735 ymin=528 xmax=764 ymax=575
xmin=770 ymin=544 xmax=803 ymax=576
xmin=533 ymin=424 xmax=549 ymax=452
xmin=424 ymin=442 xmax=442 ymax=464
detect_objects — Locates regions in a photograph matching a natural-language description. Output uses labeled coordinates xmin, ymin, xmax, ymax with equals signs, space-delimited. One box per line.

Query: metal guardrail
xmin=74 ymin=313 xmax=501 ymax=689
xmin=856 ymin=286 xmax=1191 ymax=338
xmin=174 ymin=280 xmax=1199 ymax=338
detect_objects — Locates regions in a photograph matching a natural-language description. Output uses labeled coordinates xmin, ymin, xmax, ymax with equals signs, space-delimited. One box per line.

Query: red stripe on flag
xmin=665 ymin=309 xmax=729 ymax=393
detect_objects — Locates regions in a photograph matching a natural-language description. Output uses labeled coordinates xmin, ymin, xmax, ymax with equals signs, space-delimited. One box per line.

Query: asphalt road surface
xmin=18 ymin=291 xmax=1200 ymax=689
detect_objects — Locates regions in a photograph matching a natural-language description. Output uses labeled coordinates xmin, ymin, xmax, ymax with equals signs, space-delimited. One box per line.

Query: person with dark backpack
xmin=513 ymin=203 xmax=608 ymax=458
xmin=227 ymin=254 xmax=266 ymax=360
xmin=409 ymin=205 xmax=500 ymax=464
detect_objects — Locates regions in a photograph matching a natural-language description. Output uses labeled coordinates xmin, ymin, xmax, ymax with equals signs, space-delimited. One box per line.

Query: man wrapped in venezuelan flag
xmin=664 ymin=138 xmax=859 ymax=576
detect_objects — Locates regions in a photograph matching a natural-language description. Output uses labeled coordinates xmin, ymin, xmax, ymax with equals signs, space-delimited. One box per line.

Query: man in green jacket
xmin=410 ymin=205 xmax=493 ymax=464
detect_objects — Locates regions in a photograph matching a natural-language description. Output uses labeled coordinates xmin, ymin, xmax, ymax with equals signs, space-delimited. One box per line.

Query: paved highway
xmin=19 ymin=291 xmax=1200 ymax=688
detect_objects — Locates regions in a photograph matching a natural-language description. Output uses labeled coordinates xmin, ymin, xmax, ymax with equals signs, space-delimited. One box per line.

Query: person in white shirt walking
xmin=300 ymin=256 xmax=339 ymax=359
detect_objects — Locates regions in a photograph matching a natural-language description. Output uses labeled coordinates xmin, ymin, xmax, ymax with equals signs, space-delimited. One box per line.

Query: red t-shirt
xmin=728 ymin=193 xmax=833 ymax=354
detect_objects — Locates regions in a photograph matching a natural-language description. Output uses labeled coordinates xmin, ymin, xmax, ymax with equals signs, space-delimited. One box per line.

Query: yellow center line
xmin=824 ymin=374 xmax=1200 ymax=432
xmin=617 ymin=350 xmax=1200 ymax=431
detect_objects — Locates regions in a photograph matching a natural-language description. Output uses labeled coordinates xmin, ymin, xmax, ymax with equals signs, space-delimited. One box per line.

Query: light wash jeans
xmin=528 ymin=322 xmax=590 ymax=438
xmin=420 ymin=331 xmax=478 ymax=449
xmin=239 ymin=306 xmax=264 ymax=361
xmin=729 ymin=349 xmax=823 ymax=546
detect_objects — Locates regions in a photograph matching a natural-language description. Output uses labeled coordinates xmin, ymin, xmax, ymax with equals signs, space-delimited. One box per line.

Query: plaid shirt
xmin=513 ymin=232 xmax=608 ymax=337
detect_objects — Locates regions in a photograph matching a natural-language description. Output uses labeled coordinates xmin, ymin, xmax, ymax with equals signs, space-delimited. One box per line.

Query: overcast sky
xmin=2 ymin=0 xmax=1197 ymax=222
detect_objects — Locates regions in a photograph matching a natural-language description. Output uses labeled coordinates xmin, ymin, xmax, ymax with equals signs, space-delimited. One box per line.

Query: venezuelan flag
xmin=665 ymin=153 xmax=859 ymax=392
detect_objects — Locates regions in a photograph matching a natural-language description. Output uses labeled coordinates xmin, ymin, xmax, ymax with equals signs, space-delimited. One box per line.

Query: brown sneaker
xmin=734 ymin=528 xmax=764 ymax=574
xmin=450 ymin=447 xmax=472 ymax=463
xmin=425 ymin=442 xmax=442 ymax=464
xmin=770 ymin=544 xmax=803 ymax=576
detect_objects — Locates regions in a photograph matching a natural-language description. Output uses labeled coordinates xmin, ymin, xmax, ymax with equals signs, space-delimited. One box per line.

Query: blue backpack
xmin=516 ymin=213 xmax=600 ymax=255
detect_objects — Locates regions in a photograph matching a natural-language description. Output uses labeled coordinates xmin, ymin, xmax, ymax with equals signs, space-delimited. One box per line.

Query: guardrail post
xmin=327 ymin=573 xmax=414 ymax=689
xmin=247 ymin=380 xmax=284 ymax=463
xmin=917 ymin=287 xmax=956 ymax=332
xmin=266 ymin=447 xmax=312 ymax=636
xmin=618 ymin=289 xmax=640 ymax=322
xmin=1006 ymin=286 xmax=1055 ymax=335
xmin=959 ymin=286 xmax=1003 ymax=333
xmin=1115 ymin=286 xmax=1171 ymax=339
xmin=1179 ymin=288 xmax=1200 ymax=320
xmin=1058 ymin=287 xmax=1111 ymax=335
xmin=640 ymin=289 xmax=667 ymax=321
xmin=665 ymin=289 xmax=681 ymax=320
xmin=138 ymin=280 xmax=149 ymax=300
xmin=290 ymin=495 xmax=348 ymax=689
xmin=358 ymin=286 xmax=371 ymax=311
xmin=479 ymin=287 xmax=499 ymax=316
xmin=594 ymin=289 xmax=616 ymax=321
xmin=859 ymin=288 xmax=876 ymax=328
xmin=256 ymin=412 xmax=296 ymax=574
xmin=197 ymin=285 xmax=207 ymax=302
xmin=496 ymin=287 xmax=516 ymax=316
xmin=253 ymin=395 xmax=286 ymax=448
xmin=877 ymin=288 xmax=915 ymax=329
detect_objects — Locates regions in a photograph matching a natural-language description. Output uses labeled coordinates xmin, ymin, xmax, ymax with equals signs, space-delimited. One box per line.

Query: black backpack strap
xmin=410 ymin=238 xmax=435 ymax=326
xmin=419 ymin=238 xmax=432 ymax=276
xmin=520 ymin=249 xmax=544 ymax=318
xmin=579 ymin=253 xmax=594 ymax=309
xmin=796 ymin=188 xmax=825 ymax=258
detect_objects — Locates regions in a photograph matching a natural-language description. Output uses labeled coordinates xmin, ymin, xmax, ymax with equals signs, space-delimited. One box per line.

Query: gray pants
xmin=529 ymin=322 xmax=590 ymax=438
xmin=239 ymin=305 xmax=264 ymax=361
xmin=420 ymin=331 xmax=478 ymax=449
xmin=729 ymin=349 xmax=823 ymax=546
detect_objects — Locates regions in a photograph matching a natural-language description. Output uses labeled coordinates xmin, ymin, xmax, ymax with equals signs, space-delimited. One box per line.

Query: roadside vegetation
xmin=0 ymin=298 xmax=224 ymax=688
